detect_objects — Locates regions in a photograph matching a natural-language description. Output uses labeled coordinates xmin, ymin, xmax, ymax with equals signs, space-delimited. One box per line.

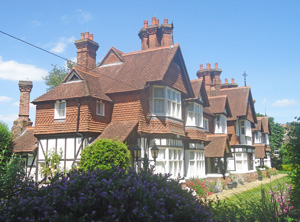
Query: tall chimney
xmin=12 ymin=81 xmax=33 ymax=138
xmin=160 ymin=18 xmax=174 ymax=47
xmin=75 ymin=32 xmax=99 ymax=71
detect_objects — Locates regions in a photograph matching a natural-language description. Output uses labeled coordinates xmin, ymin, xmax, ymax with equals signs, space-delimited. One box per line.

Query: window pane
xmin=154 ymin=99 xmax=164 ymax=113
xmin=154 ymin=87 xmax=164 ymax=98
xmin=167 ymin=88 xmax=171 ymax=99
xmin=171 ymin=91 xmax=175 ymax=101
xmin=188 ymin=103 xmax=193 ymax=111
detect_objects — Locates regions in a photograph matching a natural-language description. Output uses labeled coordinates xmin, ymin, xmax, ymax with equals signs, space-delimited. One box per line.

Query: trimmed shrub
xmin=79 ymin=139 xmax=131 ymax=171
xmin=281 ymin=164 xmax=293 ymax=171
xmin=0 ymin=167 xmax=212 ymax=221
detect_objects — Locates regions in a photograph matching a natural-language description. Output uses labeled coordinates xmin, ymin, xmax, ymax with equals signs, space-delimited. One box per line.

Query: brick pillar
xmin=75 ymin=32 xmax=99 ymax=71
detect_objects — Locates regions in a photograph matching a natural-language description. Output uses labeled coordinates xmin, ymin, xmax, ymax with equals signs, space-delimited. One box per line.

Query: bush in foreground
xmin=0 ymin=167 xmax=211 ymax=221
xmin=79 ymin=139 xmax=131 ymax=171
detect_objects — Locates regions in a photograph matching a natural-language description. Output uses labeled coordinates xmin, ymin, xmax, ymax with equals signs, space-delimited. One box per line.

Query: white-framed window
xmin=204 ymin=118 xmax=209 ymax=132
xmin=96 ymin=100 xmax=105 ymax=116
xmin=214 ymin=114 xmax=227 ymax=134
xmin=265 ymin=134 xmax=269 ymax=145
xmin=152 ymin=86 xmax=182 ymax=119
xmin=254 ymin=131 xmax=261 ymax=144
xmin=186 ymin=102 xmax=203 ymax=127
xmin=186 ymin=150 xmax=205 ymax=178
xmin=240 ymin=120 xmax=252 ymax=145
xmin=54 ymin=100 xmax=66 ymax=119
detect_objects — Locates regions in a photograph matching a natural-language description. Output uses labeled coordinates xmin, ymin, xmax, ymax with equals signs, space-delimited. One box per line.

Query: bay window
xmin=54 ymin=100 xmax=66 ymax=119
xmin=186 ymin=102 xmax=203 ymax=127
xmin=204 ymin=118 xmax=209 ymax=132
xmin=240 ymin=120 xmax=252 ymax=145
xmin=254 ymin=131 xmax=261 ymax=144
xmin=152 ymin=86 xmax=182 ymax=119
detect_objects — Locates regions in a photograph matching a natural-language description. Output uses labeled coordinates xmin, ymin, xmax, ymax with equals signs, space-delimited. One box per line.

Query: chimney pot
xmin=200 ymin=64 xmax=203 ymax=70
xmin=81 ymin=33 xmax=84 ymax=39
xmin=85 ymin=32 xmax=89 ymax=39
xmin=152 ymin=17 xmax=156 ymax=25
xmin=90 ymin=34 xmax=93 ymax=41
xmin=156 ymin=19 xmax=159 ymax=25
xmin=232 ymin=78 xmax=235 ymax=84
xmin=225 ymin=78 xmax=228 ymax=84
xmin=207 ymin=63 xmax=211 ymax=69
xmin=144 ymin=20 xmax=148 ymax=28
xmin=164 ymin=18 xmax=168 ymax=24
xmin=215 ymin=63 xmax=218 ymax=69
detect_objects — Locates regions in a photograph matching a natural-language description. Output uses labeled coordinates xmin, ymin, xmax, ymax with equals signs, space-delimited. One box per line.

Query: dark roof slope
xmin=95 ymin=120 xmax=138 ymax=142
xmin=253 ymin=118 xmax=262 ymax=131
xmin=188 ymin=78 xmax=209 ymax=107
xmin=13 ymin=127 xmax=37 ymax=153
xmin=259 ymin=117 xmax=271 ymax=134
xmin=208 ymin=95 xmax=232 ymax=117
xmin=220 ymin=86 xmax=256 ymax=122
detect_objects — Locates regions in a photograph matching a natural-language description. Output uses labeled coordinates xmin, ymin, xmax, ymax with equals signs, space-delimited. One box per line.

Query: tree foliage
xmin=43 ymin=61 xmax=73 ymax=91
xmin=285 ymin=117 xmax=300 ymax=208
xmin=79 ymin=139 xmax=131 ymax=171
xmin=0 ymin=122 xmax=12 ymax=173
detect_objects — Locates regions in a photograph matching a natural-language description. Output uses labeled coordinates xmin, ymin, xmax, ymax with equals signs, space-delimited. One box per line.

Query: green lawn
xmin=227 ymin=176 xmax=291 ymax=202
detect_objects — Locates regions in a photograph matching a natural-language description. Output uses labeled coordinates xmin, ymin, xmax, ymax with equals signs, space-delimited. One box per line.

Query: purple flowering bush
xmin=0 ymin=167 xmax=212 ymax=221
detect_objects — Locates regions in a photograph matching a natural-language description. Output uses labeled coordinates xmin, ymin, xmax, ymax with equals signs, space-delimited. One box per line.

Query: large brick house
xmin=12 ymin=17 xmax=271 ymax=183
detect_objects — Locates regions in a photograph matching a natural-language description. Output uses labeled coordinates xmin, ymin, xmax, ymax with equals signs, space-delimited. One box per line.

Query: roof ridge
xmin=221 ymin=86 xmax=250 ymax=91
xmin=74 ymin=67 xmax=98 ymax=77
xmin=208 ymin=95 xmax=227 ymax=98
xmin=123 ymin=44 xmax=179 ymax=56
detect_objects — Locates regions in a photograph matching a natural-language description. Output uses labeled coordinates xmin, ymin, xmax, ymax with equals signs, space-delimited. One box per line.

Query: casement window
xmin=254 ymin=131 xmax=261 ymax=144
xmin=96 ymin=100 xmax=105 ymax=116
xmin=152 ymin=86 xmax=182 ymax=119
xmin=214 ymin=114 xmax=227 ymax=134
xmin=186 ymin=102 xmax=203 ymax=127
xmin=240 ymin=120 xmax=252 ymax=145
xmin=204 ymin=118 xmax=209 ymax=132
xmin=54 ymin=100 xmax=66 ymax=119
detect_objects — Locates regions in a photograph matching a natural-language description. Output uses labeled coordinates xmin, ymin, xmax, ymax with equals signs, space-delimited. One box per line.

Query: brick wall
xmin=34 ymin=97 xmax=109 ymax=135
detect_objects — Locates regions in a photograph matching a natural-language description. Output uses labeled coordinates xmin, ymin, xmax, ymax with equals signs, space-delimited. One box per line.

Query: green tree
xmin=285 ymin=117 xmax=300 ymax=208
xmin=269 ymin=116 xmax=285 ymax=167
xmin=0 ymin=122 xmax=12 ymax=173
xmin=43 ymin=61 xmax=73 ymax=91
xmin=79 ymin=139 xmax=131 ymax=171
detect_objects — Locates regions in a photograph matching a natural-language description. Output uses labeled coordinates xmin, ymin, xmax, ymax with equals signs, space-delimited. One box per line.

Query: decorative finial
xmin=242 ymin=71 xmax=247 ymax=86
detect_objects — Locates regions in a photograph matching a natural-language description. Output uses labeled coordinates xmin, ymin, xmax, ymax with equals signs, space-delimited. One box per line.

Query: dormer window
xmin=65 ymin=71 xmax=82 ymax=83
xmin=186 ymin=102 xmax=203 ymax=127
xmin=97 ymin=100 xmax=105 ymax=116
xmin=214 ymin=114 xmax=227 ymax=134
xmin=55 ymin=100 xmax=66 ymax=119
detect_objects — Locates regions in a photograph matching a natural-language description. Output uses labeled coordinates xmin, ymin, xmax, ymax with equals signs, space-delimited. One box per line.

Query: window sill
xmin=150 ymin=115 xmax=183 ymax=122
xmin=54 ymin=118 xmax=66 ymax=122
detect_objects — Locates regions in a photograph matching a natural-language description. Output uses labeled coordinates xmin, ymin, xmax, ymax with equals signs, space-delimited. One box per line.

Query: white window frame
xmin=186 ymin=102 xmax=203 ymax=127
xmin=240 ymin=120 xmax=252 ymax=145
xmin=96 ymin=100 xmax=105 ymax=116
xmin=54 ymin=100 xmax=66 ymax=119
xmin=152 ymin=86 xmax=182 ymax=120
xmin=214 ymin=114 xmax=227 ymax=134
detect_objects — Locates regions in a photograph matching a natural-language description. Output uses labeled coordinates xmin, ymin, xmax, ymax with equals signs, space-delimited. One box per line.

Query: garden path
xmin=207 ymin=174 xmax=288 ymax=200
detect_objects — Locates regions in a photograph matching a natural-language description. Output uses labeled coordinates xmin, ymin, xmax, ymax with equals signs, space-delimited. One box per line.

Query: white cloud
xmin=0 ymin=113 xmax=18 ymax=122
xmin=50 ymin=37 xmax=76 ymax=54
xmin=0 ymin=96 xmax=13 ymax=102
xmin=13 ymin=101 xmax=19 ymax=106
xmin=31 ymin=20 xmax=41 ymax=26
xmin=77 ymin=9 xmax=93 ymax=23
xmin=0 ymin=56 xmax=47 ymax=81
xmin=272 ymin=99 xmax=298 ymax=107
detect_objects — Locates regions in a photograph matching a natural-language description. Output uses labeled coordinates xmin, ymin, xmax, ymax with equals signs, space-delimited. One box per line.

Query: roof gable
xmin=99 ymin=47 xmax=124 ymax=67
xmin=188 ymin=78 xmax=209 ymax=107
xmin=208 ymin=95 xmax=232 ymax=117
xmin=64 ymin=70 xmax=83 ymax=83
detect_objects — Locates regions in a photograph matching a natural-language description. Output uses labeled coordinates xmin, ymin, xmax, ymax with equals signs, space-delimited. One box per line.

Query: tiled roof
xmin=33 ymin=68 xmax=112 ymax=103
xmin=208 ymin=95 xmax=232 ymax=117
xmin=259 ymin=117 xmax=270 ymax=134
xmin=253 ymin=118 xmax=262 ymax=131
xmin=203 ymin=107 xmax=215 ymax=116
xmin=254 ymin=144 xmax=266 ymax=158
xmin=33 ymin=44 xmax=193 ymax=103
xmin=13 ymin=127 xmax=37 ymax=153
xmin=205 ymin=134 xmax=229 ymax=157
xmin=95 ymin=120 xmax=138 ymax=142
xmin=220 ymin=86 xmax=256 ymax=122
xmin=188 ymin=78 xmax=210 ymax=107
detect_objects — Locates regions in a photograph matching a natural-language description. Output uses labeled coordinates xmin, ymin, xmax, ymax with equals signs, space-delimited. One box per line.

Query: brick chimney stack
xmin=138 ymin=17 xmax=174 ymax=50
xmin=75 ymin=32 xmax=99 ymax=71
xmin=12 ymin=81 xmax=33 ymax=138
xmin=196 ymin=62 xmax=222 ymax=96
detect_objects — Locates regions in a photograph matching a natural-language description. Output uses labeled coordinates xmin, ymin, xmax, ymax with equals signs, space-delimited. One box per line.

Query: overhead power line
xmin=0 ymin=30 xmax=136 ymax=89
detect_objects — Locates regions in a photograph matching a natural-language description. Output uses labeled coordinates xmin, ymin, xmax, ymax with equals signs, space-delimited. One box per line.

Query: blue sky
xmin=0 ymin=0 xmax=299 ymax=129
